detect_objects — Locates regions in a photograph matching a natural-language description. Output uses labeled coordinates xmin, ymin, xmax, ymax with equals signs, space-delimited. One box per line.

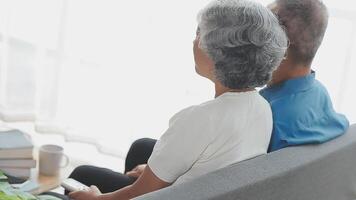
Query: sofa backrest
xmin=135 ymin=124 xmax=356 ymax=200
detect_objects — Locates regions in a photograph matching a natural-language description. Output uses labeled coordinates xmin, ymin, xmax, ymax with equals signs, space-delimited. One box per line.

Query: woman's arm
xmin=69 ymin=165 xmax=170 ymax=200
xmin=102 ymin=165 xmax=170 ymax=200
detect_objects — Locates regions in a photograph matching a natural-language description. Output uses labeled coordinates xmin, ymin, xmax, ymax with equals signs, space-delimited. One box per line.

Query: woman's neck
xmin=214 ymin=83 xmax=255 ymax=98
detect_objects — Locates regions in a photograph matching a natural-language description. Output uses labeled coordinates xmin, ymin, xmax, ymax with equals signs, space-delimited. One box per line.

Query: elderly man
xmin=260 ymin=0 xmax=349 ymax=152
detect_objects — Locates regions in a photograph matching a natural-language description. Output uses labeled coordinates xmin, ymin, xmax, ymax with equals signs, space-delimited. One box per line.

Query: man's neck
xmin=270 ymin=62 xmax=312 ymax=86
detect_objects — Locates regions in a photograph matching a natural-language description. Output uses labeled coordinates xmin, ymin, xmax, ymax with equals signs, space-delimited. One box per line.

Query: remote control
xmin=61 ymin=178 xmax=90 ymax=192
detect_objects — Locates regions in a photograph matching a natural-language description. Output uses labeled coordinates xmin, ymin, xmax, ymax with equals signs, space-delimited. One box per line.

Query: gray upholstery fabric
xmin=135 ymin=124 xmax=356 ymax=200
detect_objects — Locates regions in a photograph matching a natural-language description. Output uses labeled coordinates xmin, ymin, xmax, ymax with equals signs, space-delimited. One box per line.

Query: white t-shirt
xmin=148 ymin=90 xmax=272 ymax=184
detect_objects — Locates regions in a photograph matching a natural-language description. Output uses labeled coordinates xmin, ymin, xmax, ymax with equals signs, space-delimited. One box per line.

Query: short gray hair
xmin=275 ymin=0 xmax=328 ymax=65
xmin=198 ymin=0 xmax=288 ymax=89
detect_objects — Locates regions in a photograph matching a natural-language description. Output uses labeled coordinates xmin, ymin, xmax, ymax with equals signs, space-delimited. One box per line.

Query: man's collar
xmin=265 ymin=71 xmax=316 ymax=95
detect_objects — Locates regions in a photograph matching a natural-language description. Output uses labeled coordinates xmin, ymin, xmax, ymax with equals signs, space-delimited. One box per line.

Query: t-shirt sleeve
xmin=147 ymin=106 xmax=214 ymax=183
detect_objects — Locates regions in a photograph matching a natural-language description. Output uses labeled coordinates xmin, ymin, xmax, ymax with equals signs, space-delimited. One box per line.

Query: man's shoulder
xmin=261 ymin=78 xmax=330 ymax=101
xmin=265 ymin=77 xmax=349 ymax=151
xmin=261 ymin=79 xmax=333 ymax=118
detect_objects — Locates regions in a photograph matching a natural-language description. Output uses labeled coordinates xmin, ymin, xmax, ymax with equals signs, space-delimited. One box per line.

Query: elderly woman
xmin=69 ymin=0 xmax=287 ymax=199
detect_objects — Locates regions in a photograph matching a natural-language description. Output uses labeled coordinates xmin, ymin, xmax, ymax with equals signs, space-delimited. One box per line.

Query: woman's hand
xmin=69 ymin=185 xmax=102 ymax=200
xmin=126 ymin=164 xmax=147 ymax=178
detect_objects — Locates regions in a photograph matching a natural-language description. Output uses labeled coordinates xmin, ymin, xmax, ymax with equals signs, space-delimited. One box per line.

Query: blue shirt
xmin=260 ymin=72 xmax=349 ymax=152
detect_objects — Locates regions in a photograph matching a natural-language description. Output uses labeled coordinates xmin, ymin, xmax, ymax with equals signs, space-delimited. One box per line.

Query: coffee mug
xmin=39 ymin=144 xmax=69 ymax=176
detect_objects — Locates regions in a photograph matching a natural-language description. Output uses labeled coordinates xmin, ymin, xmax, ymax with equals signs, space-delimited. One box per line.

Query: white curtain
xmin=0 ymin=0 xmax=355 ymax=159
xmin=0 ymin=0 xmax=62 ymax=121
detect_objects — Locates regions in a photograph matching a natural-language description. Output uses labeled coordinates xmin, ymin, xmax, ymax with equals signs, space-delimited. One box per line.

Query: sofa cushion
xmin=135 ymin=124 xmax=356 ymax=200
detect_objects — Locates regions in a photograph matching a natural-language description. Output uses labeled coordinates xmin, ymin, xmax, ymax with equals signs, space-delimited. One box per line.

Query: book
xmin=0 ymin=149 xmax=33 ymax=159
xmin=0 ymin=130 xmax=33 ymax=149
xmin=0 ymin=168 xmax=31 ymax=179
xmin=0 ymin=159 xmax=36 ymax=168
xmin=0 ymin=130 xmax=33 ymax=159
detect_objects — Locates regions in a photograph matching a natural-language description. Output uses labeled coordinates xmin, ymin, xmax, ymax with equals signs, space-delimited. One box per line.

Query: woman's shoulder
xmin=168 ymin=99 xmax=220 ymax=125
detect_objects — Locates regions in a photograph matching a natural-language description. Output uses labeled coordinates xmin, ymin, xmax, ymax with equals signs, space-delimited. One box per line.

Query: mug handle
xmin=61 ymin=154 xmax=70 ymax=168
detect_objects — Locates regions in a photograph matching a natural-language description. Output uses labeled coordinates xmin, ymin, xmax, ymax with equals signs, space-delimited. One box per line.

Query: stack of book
xmin=0 ymin=130 xmax=36 ymax=179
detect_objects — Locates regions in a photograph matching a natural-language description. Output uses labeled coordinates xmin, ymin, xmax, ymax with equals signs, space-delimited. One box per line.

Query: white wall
xmin=0 ymin=0 xmax=355 ymax=158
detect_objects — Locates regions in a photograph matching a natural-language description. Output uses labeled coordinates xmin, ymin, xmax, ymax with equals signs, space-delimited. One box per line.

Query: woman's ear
xmin=283 ymin=49 xmax=288 ymax=60
xmin=283 ymin=40 xmax=290 ymax=60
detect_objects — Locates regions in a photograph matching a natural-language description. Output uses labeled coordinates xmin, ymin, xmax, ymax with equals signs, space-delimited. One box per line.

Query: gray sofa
xmin=135 ymin=124 xmax=356 ymax=200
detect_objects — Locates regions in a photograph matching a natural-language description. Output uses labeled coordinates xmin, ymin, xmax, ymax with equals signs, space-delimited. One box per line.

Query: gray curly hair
xmin=198 ymin=0 xmax=288 ymax=89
